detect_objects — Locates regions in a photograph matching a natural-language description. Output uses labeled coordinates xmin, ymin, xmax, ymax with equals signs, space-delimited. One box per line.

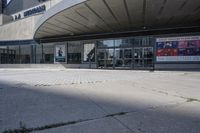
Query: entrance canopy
xmin=34 ymin=0 xmax=200 ymax=41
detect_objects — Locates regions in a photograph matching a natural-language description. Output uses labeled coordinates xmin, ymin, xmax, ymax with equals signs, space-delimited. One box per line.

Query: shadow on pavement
xmin=0 ymin=80 xmax=200 ymax=133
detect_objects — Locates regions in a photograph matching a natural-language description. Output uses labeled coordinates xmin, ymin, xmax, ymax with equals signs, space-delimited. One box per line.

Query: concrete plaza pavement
xmin=0 ymin=69 xmax=200 ymax=133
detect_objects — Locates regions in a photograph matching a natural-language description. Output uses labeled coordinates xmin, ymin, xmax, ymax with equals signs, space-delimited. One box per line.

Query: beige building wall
xmin=0 ymin=0 xmax=63 ymax=41
xmin=50 ymin=0 xmax=63 ymax=7
xmin=0 ymin=14 xmax=42 ymax=40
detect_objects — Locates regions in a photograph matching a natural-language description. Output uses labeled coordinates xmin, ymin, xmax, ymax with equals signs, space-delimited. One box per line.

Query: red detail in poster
xmin=157 ymin=49 xmax=178 ymax=56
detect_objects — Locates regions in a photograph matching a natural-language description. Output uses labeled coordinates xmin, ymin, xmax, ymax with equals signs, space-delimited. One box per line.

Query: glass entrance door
xmin=114 ymin=48 xmax=132 ymax=69
xmin=96 ymin=37 xmax=154 ymax=70
xmin=97 ymin=48 xmax=114 ymax=68
xmin=134 ymin=47 xmax=154 ymax=69
xmin=97 ymin=47 xmax=153 ymax=69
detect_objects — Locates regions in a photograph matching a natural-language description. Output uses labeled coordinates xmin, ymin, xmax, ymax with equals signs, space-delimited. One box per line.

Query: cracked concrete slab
xmin=75 ymin=81 xmax=185 ymax=114
xmin=0 ymin=69 xmax=200 ymax=133
xmin=115 ymin=102 xmax=200 ymax=133
xmin=0 ymin=85 xmax=107 ymax=132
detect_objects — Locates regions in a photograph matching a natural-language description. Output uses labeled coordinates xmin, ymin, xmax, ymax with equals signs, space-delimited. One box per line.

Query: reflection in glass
xmin=43 ymin=43 xmax=54 ymax=64
xmin=124 ymin=49 xmax=132 ymax=58
xmin=68 ymin=42 xmax=82 ymax=64
xmin=144 ymin=47 xmax=153 ymax=58
xmin=36 ymin=44 xmax=43 ymax=63
xmin=115 ymin=48 xmax=123 ymax=67
xmin=106 ymin=49 xmax=114 ymax=67
xmin=106 ymin=49 xmax=114 ymax=60
xmin=134 ymin=47 xmax=153 ymax=67
xmin=134 ymin=48 xmax=143 ymax=59
xmin=0 ymin=47 xmax=7 ymax=64
xmin=124 ymin=59 xmax=132 ymax=66
xmin=115 ymin=39 xmax=132 ymax=47
xmin=98 ymin=60 xmax=105 ymax=67
xmin=124 ymin=49 xmax=132 ymax=67
xmin=114 ymin=48 xmax=132 ymax=67
xmin=98 ymin=49 xmax=106 ymax=60
xmin=20 ymin=45 xmax=31 ymax=64
xmin=8 ymin=45 xmax=20 ymax=64
xmin=97 ymin=40 xmax=114 ymax=47
xmin=97 ymin=48 xmax=114 ymax=68
xmin=134 ymin=38 xmax=142 ymax=46
xmin=97 ymin=49 xmax=106 ymax=68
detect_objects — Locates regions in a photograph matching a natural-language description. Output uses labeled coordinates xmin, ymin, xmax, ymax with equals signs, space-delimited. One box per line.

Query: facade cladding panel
xmin=0 ymin=0 xmax=199 ymax=70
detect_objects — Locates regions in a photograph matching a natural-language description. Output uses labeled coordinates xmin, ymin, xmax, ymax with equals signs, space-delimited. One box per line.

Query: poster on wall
xmin=55 ymin=45 xmax=66 ymax=63
xmin=83 ymin=44 xmax=95 ymax=62
xmin=156 ymin=36 xmax=200 ymax=62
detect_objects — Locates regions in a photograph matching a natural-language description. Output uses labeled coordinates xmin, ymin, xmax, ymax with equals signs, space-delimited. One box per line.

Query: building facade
xmin=0 ymin=0 xmax=200 ymax=70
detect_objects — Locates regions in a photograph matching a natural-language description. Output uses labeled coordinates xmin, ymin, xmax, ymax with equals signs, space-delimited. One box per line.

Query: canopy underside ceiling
xmin=34 ymin=0 xmax=200 ymax=39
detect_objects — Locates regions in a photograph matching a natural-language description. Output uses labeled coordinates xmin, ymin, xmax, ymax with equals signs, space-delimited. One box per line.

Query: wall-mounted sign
xmin=24 ymin=5 xmax=46 ymax=17
xmin=13 ymin=4 xmax=46 ymax=20
xmin=55 ymin=45 xmax=66 ymax=63
xmin=156 ymin=36 xmax=200 ymax=62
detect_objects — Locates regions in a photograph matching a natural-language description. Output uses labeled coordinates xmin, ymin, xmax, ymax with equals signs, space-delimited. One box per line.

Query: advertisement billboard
xmin=55 ymin=45 xmax=66 ymax=63
xmin=156 ymin=36 xmax=200 ymax=62
xmin=83 ymin=43 xmax=95 ymax=62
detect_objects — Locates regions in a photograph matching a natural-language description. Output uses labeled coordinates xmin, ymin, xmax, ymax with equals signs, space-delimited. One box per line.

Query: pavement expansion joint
xmin=105 ymin=112 xmax=129 ymax=117
xmin=2 ymin=119 xmax=94 ymax=133
xmin=2 ymin=102 xmax=185 ymax=133
xmin=2 ymin=113 xmax=127 ymax=133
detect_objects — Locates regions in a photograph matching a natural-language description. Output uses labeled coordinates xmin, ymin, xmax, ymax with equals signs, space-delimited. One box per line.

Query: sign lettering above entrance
xmin=24 ymin=5 xmax=46 ymax=17
xmin=13 ymin=5 xmax=46 ymax=20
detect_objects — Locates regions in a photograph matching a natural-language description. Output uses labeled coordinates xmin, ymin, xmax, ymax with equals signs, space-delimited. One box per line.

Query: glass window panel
xmin=20 ymin=45 xmax=31 ymax=64
xmin=142 ymin=38 xmax=147 ymax=46
xmin=149 ymin=37 xmax=155 ymax=46
xmin=144 ymin=47 xmax=153 ymax=58
xmin=115 ymin=59 xmax=123 ymax=67
xmin=134 ymin=48 xmax=143 ymax=59
xmin=106 ymin=49 xmax=114 ymax=67
xmin=115 ymin=48 xmax=123 ymax=59
xmin=115 ymin=39 xmax=132 ymax=47
xmin=98 ymin=60 xmax=105 ymax=67
xmin=8 ymin=45 xmax=20 ymax=64
xmin=97 ymin=49 xmax=106 ymax=60
xmin=134 ymin=38 xmax=142 ymax=46
xmin=97 ymin=40 xmax=114 ymax=47
xmin=124 ymin=59 xmax=132 ymax=67
xmin=115 ymin=40 xmax=123 ymax=47
xmin=36 ymin=44 xmax=43 ymax=63
xmin=106 ymin=49 xmax=114 ymax=60
xmin=114 ymin=48 xmax=123 ymax=67
xmin=124 ymin=49 xmax=132 ymax=58
xmin=97 ymin=49 xmax=106 ymax=68
xmin=68 ymin=42 xmax=82 ymax=64
xmin=43 ymin=43 xmax=54 ymax=64
xmin=0 ymin=46 xmax=8 ymax=64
